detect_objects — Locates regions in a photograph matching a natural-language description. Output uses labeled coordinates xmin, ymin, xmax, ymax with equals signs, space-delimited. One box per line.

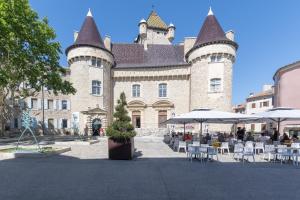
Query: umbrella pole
xmin=183 ymin=122 xmax=186 ymax=135
xmin=277 ymin=119 xmax=280 ymax=134
xmin=199 ymin=122 xmax=203 ymax=142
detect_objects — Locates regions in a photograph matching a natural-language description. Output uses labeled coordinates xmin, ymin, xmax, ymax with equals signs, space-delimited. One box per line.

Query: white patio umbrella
xmin=164 ymin=108 xmax=259 ymax=136
xmin=252 ymin=107 xmax=300 ymax=132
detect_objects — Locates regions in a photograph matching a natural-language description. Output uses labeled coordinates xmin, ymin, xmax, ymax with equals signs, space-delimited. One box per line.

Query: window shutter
xmin=58 ymin=100 xmax=62 ymax=110
xmin=67 ymin=120 xmax=70 ymax=128
xmin=53 ymin=119 xmax=57 ymax=129
xmin=53 ymin=100 xmax=57 ymax=110
xmin=37 ymin=99 xmax=41 ymax=109
xmin=44 ymin=119 xmax=48 ymax=128
xmin=67 ymin=100 xmax=71 ymax=110
xmin=44 ymin=99 xmax=48 ymax=110
xmin=57 ymin=118 xmax=61 ymax=129
xmin=27 ymin=98 xmax=31 ymax=108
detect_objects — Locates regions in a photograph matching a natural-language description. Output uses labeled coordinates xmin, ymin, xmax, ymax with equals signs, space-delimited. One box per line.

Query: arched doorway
xmin=92 ymin=118 xmax=102 ymax=136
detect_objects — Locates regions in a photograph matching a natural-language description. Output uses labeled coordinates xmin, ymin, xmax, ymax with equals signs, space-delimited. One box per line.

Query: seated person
xmin=245 ymin=132 xmax=254 ymax=141
xmin=292 ymin=134 xmax=299 ymax=142
xmin=280 ymin=132 xmax=290 ymax=143
xmin=203 ymin=133 xmax=211 ymax=144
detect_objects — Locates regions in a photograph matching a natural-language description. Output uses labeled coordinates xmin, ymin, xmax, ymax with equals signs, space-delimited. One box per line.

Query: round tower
xmin=166 ymin=23 xmax=175 ymax=42
xmin=186 ymin=7 xmax=238 ymax=129
xmin=138 ymin=18 xmax=147 ymax=39
xmin=65 ymin=9 xmax=114 ymax=135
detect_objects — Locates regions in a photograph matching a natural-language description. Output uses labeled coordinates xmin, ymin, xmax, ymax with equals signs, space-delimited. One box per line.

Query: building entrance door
xmin=132 ymin=111 xmax=141 ymax=128
xmin=92 ymin=118 xmax=102 ymax=136
xmin=158 ymin=110 xmax=167 ymax=128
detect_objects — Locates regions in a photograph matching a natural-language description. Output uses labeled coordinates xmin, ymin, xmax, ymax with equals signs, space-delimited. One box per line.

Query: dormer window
xmin=210 ymin=55 xmax=222 ymax=63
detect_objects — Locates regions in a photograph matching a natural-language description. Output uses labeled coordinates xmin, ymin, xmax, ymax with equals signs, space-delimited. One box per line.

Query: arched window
xmin=132 ymin=84 xmax=140 ymax=97
xmin=92 ymin=80 xmax=101 ymax=95
xmin=159 ymin=83 xmax=167 ymax=97
xmin=210 ymin=78 xmax=221 ymax=92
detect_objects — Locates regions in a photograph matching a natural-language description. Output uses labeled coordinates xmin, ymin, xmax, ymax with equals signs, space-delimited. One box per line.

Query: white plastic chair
xmin=242 ymin=146 xmax=255 ymax=163
xmin=199 ymin=147 xmax=208 ymax=163
xmin=245 ymin=141 xmax=254 ymax=148
xmin=291 ymin=143 xmax=300 ymax=165
xmin=207 ymin=147 xmax=218 ymax=161
xmin=218 ymin=142 xmax=230 ymax=155
xmin=273 ymin=141 xmax=280 ymax=146
xmin=173 ymin=138 xmax=179 ymax=151
xmin=178 ymin=141 xmax=187 ymax=152
xmin=187 ymin=145 xmax=200 ymax=162
xmin=233 ymin=143 xmax=244 ymax=160
xmin=192 ymin=141 xmax=201 ymax=146
xmin=263 ymin=145 xmax=276 ymax=162
xmin=254 ymin=142 xmax=264 ymax=154
xmin=277 ymin=145 xmax=292 ymax=164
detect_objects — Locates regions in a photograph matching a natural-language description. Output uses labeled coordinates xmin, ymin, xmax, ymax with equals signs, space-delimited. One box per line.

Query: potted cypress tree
xmin=106 ymin=92 xmax=136 ymax=160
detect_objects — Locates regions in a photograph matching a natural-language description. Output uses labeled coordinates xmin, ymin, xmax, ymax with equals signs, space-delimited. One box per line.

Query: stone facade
xmin=17 ymin=8 xmax=238 ymax=136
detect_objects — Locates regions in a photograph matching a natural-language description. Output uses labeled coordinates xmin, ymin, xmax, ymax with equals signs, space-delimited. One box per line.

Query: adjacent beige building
xmin=15 ymin=8 xmax=238 ymax=136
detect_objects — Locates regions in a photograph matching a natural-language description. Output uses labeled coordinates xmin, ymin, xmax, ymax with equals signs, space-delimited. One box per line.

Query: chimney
xmin=74 ymin=31 xmax=79 ymax=42
xmin=104 ymin=35 xmax=111 ymax=51
xmin=225 ymin=30 xmax=234 ymax=41
xmin=249 ymin=92 xmax=254 ymax=97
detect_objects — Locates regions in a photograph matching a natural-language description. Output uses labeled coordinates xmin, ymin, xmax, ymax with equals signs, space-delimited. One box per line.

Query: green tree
xmin=0 ymin=0 xmax=76 ymax=135
xmin=106 ymin=92 xmax=136 ymax=142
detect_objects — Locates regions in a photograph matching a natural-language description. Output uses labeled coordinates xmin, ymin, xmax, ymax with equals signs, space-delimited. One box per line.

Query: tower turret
xmin=138 ymin=18 xmax=147 ymax=39
xmin=166 ymin=23 xmax=175 ymax=42
xmin=66 ymin=9 xmax=114 ymax=134
xmin=186 ymin=7 xmax=238 ymax=114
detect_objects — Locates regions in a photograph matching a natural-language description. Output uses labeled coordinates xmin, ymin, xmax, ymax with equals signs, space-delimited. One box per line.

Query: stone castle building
xmin=16 ymin=8 xmax=238 ymax=136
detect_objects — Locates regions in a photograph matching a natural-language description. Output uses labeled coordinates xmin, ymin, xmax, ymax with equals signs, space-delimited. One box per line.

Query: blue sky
xmin=29 ymin=0 xmax=300 ymax=105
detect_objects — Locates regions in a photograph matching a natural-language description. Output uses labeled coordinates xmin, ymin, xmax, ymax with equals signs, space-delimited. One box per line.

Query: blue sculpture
xmin=16 ymin=109 xmax=40 ymax=151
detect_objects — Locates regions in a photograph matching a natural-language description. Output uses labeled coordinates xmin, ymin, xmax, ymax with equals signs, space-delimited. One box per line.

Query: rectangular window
xmin=62 ymin=119 xmax=68 ymax=129
xmin=48 ymin=99 xmax=54 ymax=110
xmin=251 ymin=124 xmax=255 ymax=131
xmin=251 ymin=103 xmax=256 ymax=108
xmin=14 ymin=118 xmax=18 ymax=129
xmin=261 ymin=124 xmax=266 ymax=131
xmin=263 ymin=101 xmax=269 ymax=107
xmin=92 ymin=80 xmax=101 ymax=95
xmin=158 ymin=110 xmax=167 ymax=128
xmin=159 ymin=83 xmax=167 ymax=97
xmin=48 ymin=118 xmax=54 ymax=129
xmin=91 ymin=57 xmax=97 ymax=66
xmin=210 ymin=78 xmax=221 ymax=92
xmin=96 ymin=59 xmax=101 ymax=67
xmin=210 ymin=55 xmax=217 ymax=63
xmin=61 ymin=100 xmax=68 ymax=110
xmin=132 ymin=84 xmax=140 ymax=97
xmin=31 ymin=98 xmax=38 ymax=109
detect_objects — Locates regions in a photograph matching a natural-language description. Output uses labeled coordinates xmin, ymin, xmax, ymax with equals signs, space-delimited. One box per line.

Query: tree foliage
xmin=106 ymin=92 xmax=136 ymax=142
xmin=0 ymin=0 xmax=76 ymax=135
xmin=0 ymin=0 xmax=75 ymax=95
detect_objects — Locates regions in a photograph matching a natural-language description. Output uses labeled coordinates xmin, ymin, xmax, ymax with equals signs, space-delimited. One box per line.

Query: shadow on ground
xmin=0 ymin=152 xmax=299 ymax=200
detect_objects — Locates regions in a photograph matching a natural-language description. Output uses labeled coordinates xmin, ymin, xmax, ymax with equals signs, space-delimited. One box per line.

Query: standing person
xmin=272 ymin=128 xmax=279 ymax=142
xmin=241 ymin=128 xmax=246 ymax=141
xmin=236 ymin=127 xmax=242 ymax=140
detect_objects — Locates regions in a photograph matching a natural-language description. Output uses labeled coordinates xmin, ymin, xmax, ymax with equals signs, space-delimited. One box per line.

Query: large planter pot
xmin=108 ymin=137 xmax=134 ymax=160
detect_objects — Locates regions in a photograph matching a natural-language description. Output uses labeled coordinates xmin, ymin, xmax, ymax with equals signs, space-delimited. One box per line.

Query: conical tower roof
xmin=146 ymin=10 xmax=168 ymax=30
xmin=192 ymin=7 xmax=238 ymax=50
xmin=66 ymin=9 xmax=106 ymax=54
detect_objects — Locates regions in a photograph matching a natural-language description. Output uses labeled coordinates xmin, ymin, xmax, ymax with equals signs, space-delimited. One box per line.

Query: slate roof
xmin=186 ymin=12 xmax=238 ymax=58
xmin=146 ymin=11 xmax=168 ymax=30
xmin=112 ymin=44 xmax=188 ymax=68
xmin=66 ymin=14 xmax=106 ymax=54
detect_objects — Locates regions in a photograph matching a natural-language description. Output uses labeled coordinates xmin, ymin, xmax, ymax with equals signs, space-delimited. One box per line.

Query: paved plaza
xmin=0 ymin=137 xmax=300 ymax=200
